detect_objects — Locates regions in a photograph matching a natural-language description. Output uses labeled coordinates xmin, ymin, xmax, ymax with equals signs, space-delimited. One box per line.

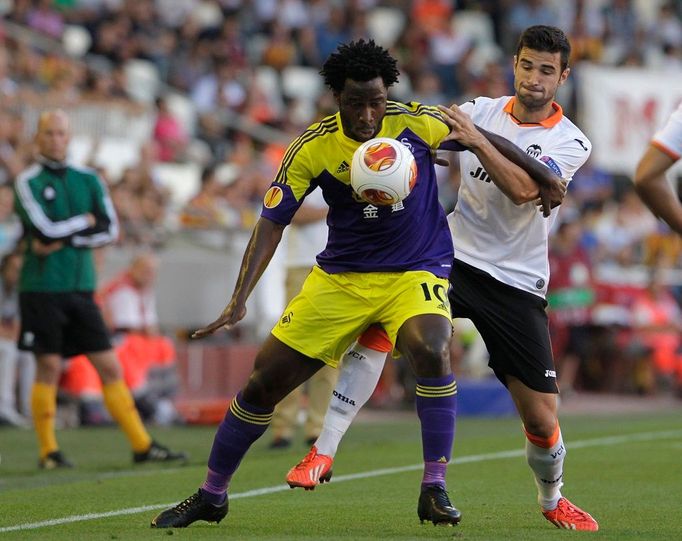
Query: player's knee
xmin=242 ymin=369 xmax=288 ymax=409
xmin=405 ymin=339 xmax=451 ymax=377
xmin=523 ymin=415 xmax=557 ymax=440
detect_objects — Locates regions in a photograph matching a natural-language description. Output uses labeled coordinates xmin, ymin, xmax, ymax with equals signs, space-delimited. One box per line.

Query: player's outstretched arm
xmin=192 ymin=217 xmax=286 ymax=338
xmin=635 ymin=144 xmax=682 ymax=234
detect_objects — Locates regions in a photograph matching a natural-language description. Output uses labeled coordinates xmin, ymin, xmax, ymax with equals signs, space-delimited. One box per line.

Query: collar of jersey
xmin=38 ymin=155 xmax=68 ymax=170
xmin=503 ymin=97 xmax=563 ymax=128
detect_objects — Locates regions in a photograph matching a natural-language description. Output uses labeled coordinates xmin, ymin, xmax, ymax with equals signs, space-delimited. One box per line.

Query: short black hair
xmin=515 ymin=25 xmax=571 ymax=72
xmin=320 ymin=39 xmax=400 ymax=93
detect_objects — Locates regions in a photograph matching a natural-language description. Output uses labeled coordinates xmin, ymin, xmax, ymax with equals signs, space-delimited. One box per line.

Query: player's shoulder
xmin=385 ymin=101 xmax=446 ymax=128
xmin=465 ymin=96 xmax=506 ymax=109
xmin=459 ymin=96 xmax=509 ymax=119
xmin=556 ymin=115 xmax=592 ymax=153
xmin=290 ymin=114 xmax=340 ymax=151
xmin=386 ymin=100 xmax=441 ymax=116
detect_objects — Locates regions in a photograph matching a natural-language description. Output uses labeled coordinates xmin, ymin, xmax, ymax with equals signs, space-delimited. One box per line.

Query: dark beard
xmin=516 ymin=92 xmax=551 ymax=112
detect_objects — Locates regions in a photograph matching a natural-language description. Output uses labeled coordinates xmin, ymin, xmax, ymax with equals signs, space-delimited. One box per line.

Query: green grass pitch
xmin=1 ymin=410 xmax=681 ymax=540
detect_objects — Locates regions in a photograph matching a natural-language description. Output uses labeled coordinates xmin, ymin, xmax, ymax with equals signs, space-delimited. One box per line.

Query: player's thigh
xmin=380 ymin=270 xmax=452 ymax=351
xmin=271 ymin=266 xmax=376 ymax=367
xmin=451 ymin=261 xmax=557 ymax=393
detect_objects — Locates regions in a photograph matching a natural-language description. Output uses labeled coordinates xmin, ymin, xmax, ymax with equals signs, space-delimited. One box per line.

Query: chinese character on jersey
xmin=363 ymin=204 xmax=379 ymax=219
xmin=391 ymin=201 xmax=404 ymax=213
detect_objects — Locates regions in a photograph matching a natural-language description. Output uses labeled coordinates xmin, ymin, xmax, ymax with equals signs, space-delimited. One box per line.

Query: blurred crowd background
xmin=1 ymin=0 xmax=682 ymax=426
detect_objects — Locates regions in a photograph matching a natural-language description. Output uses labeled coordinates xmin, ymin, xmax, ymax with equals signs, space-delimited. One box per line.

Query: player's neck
xmin=511 ymin=99 xmax=556 ymax=124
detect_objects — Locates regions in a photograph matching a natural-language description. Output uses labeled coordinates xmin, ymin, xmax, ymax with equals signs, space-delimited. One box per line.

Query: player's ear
xmin=558 ymin=67 xmax=570 ymax=86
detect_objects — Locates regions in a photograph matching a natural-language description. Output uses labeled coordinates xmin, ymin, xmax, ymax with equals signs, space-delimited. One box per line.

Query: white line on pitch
xmin=1 ymin=429 xmax=680 ymax=533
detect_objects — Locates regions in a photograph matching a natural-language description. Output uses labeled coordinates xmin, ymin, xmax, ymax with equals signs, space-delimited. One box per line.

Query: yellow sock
xmin=102 ymin=380 xmax=151 ymax=453
xmin=32 ymin=382 xmax=59 ymax=459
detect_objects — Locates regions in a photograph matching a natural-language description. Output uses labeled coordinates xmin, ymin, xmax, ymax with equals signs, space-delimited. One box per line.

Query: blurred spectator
xmin=62 ymin=252 xmax=182 ymax=425
xmin=427 ymin=17 xmax=471 ymax=100
xmin=0 ymin=47 xmax=18 ymax=105
xmin=0 ymin=184 xmax=22 ymax=258
xmin=0 ymin=252 xmax=34 ymax=426
xmin=152 ymin=96 xmax=188 ymax=162
xmin=315 ymin=5 xmax=351 ymax=61
xmin=505 ymin=0 xmax=557 ymax=52
xmin=99 ymin=252 xmax=180 ymax=425
xmin=601 ymin=0 xmax=643 ymax=65
xmin=0 ymin=110 xmax=26 ymax=185
xmin=548 ymin=217 xmax=596 ymax=394
xmin=629 ymin=268 xmax=682 ymax=392
xmin=179 ymin=164 xmax=242 ymax=230
xmin=27 ymin=0 xmax=64 ymax=40
xmin=593 ymin=188 xmax=658 ymax=265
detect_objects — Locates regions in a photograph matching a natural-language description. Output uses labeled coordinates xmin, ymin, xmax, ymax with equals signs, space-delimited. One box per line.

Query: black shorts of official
xmin=18 ymin=291 xmax=112 ymax=358
xmin=448 ymin=259 xmax=558 ymax=394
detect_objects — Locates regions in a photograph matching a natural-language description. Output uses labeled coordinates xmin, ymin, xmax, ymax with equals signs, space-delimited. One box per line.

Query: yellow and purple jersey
xmin=260 ymin=101 xmax=454 ymax=278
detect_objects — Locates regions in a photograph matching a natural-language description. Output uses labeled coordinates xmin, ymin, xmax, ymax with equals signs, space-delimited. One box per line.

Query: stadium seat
xmin=451 ymin=10 xmax=496 ymax=45
xmin=164 ymin=92 xmax=198 ymax=137
xmin=366 ymin=7 xmax=405 ymax=48
xmin=124 ymin=59 xmax=161 ymax=104
xmin=62 ymin=25 xmax=91 ymax=58
xmin=153 ymin=162 xmax=202 ymax=207
xmin=281 ymin=66 xmax=323 ymax=103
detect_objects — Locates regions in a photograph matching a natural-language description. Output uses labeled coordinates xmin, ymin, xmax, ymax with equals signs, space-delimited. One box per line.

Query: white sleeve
xmin=539 ymin=135 xmax=592 ymax=184
xmin=106 ymin=287 xmax=143 ymax=329
xmin=652 ymin=104 xmax=682 ymax=160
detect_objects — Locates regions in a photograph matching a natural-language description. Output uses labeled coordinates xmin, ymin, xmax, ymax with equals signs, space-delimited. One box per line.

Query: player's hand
xmin=191 ymin=300 xmax=247 ymax=339
xmin=534 ymin=179 xmax=567 ymax=217
xmin=437 ymin=104 xmax=486 ymax=149
xmin=31 ymin=238 xmax=63 ymax=256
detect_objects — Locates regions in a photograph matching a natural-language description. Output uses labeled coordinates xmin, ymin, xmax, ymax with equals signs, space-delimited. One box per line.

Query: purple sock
xmin=415 ymin=375 xmax=457 ymax=489
xmin=200 ymin=392 xmax=273 ymax=505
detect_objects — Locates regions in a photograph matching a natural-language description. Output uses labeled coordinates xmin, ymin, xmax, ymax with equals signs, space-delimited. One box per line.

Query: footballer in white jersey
xmin=635 ymin=103 xmax=682 ymax=234
xmin=449 ymin=95 xmax=592 ymax=298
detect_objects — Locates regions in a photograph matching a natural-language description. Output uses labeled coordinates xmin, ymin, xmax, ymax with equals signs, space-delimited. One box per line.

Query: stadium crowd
xmin=1 ymin=0 xmax=682 ymax=427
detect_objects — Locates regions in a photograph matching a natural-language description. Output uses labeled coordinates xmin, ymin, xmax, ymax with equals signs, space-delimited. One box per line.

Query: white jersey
xmin=652 ymin=102 xmax=682 ymax=160
xmin=448 ymin=96 xmax=592 ymax=298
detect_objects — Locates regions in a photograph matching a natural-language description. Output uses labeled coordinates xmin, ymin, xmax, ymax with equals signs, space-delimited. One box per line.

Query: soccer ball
xmin=350 ymin=137 xmax=417 ymax=206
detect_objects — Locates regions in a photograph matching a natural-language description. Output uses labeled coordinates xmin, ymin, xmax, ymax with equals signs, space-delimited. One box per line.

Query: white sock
xmin=315 ymin=342 xmax=387 ymax=457
xmin=525 ymin=429 xmax=565 ymax=510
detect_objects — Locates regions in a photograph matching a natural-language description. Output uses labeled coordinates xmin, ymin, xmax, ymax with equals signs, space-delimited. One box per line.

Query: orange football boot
xmin=286 ymin=446 xmax=333 ymax=490
xmin=542 ymin=497 xmax=599 ymax=531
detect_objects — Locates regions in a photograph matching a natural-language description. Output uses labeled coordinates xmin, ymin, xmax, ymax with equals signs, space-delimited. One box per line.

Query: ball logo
xmin=408 ymin=160 xmax=418 ymax=191
xmin=362 ymin=189 xmax=394 ymax=205
xmin=363 ymin=142 xmax=397 ymax=172
xmin=263 ymin=186 xmax=284 ymax=208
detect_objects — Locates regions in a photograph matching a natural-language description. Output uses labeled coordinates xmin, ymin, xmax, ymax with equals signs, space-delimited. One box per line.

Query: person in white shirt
xmin=287 ymin=25 xmax=599 ymax=532
xmin=634 ymin=103 xmax=682 ymax=234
